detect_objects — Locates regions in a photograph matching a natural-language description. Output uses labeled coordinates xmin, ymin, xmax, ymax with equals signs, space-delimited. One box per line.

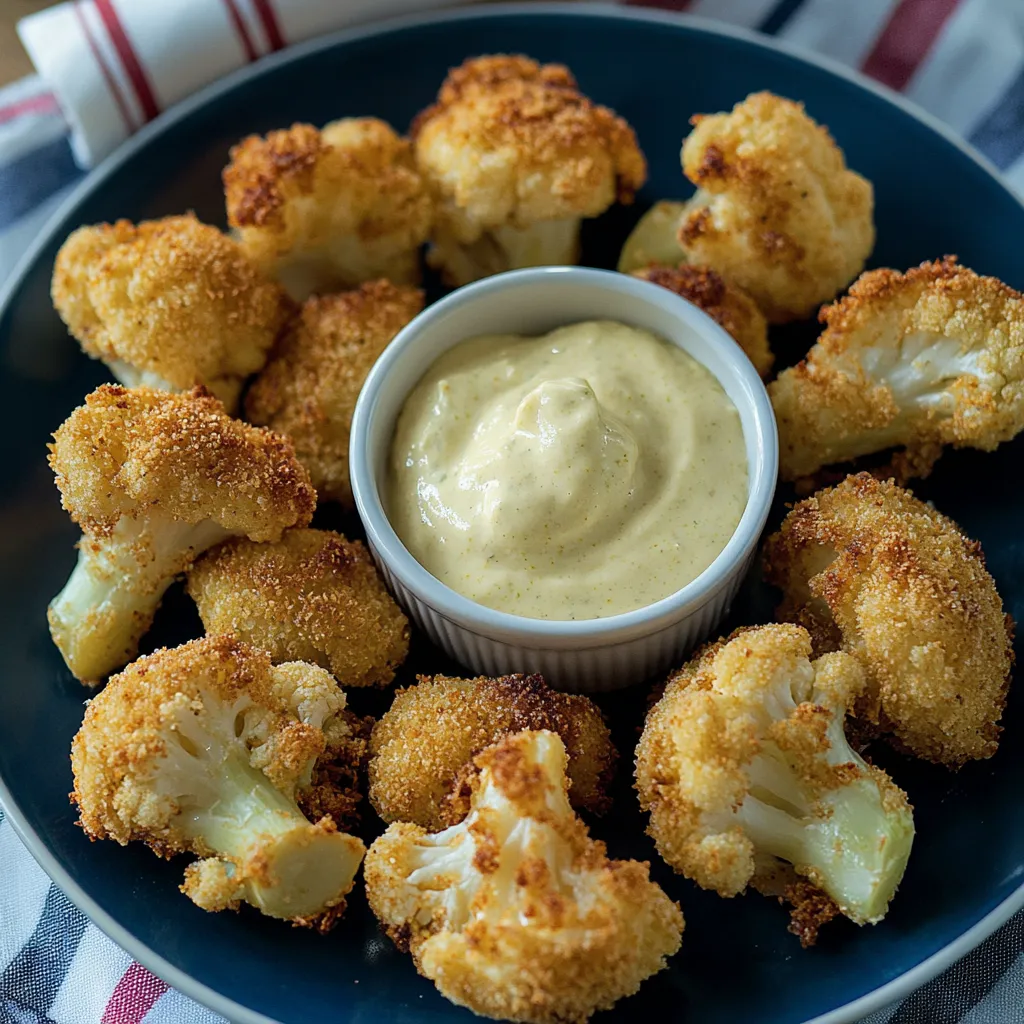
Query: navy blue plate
xmin=0 ymin=6 xmax=1021 ymax=1023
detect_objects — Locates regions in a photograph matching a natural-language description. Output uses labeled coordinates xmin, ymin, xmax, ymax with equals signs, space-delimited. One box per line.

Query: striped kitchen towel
xmin=0 ymin=2 xmax=1022 ymax=1024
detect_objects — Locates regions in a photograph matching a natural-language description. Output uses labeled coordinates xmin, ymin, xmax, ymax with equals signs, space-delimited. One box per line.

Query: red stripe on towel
xmin=252 ymin=0 xmax=286 ymax=51
xmin=73 ymin=1 xmax=135 ymax=132
xmin=94 ymin=0 xmax=160 ymax=121
xmin=101 ymin=963 xmax=168 ymax=1024
xmin=223 ymin=0 xmax=259 ymax=61
xmin=861 ymin=0 xmax=962 ymax=91
xmin=0 ymin=93 xmax=59 ymax=124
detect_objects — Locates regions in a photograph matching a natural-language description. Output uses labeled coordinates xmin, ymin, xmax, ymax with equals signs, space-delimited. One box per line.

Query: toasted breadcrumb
xmin=52 ymin=214 xmax=289 ymax=410
xmin=770 ymin=257 xmax=1024 ymax=483
xmin=50 ymin=384 xmax=314 ymax=539
xmin=368 ymin=672 xmax=616 ymax=830
xmin=71 ymin=635 xmax=366 ymax=927
xmin=635 ymin=624 xmax=914 ymax=931
xmin=763 ymin=473 xmax=1013 ymax=765
xmin=365 ymin=730 xmax=683 ymax=1024
xmin=187 ymin=528 xmax=410 ymax=688
xmin=245 ymin=280 xmax=423 ymax=507
xmin=224 ymin=118 xmax=432 ymax=299
xmin=678 ymin=92 xmax=874 ymax=322
xmin=412 ymin=55 xmax=646 ymax=284
xmin=632 ymin=264 xmax=773 ymax=377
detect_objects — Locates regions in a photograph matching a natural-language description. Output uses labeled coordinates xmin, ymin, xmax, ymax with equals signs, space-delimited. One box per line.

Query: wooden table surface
xmin=0 ymin=1 xmax=55 ymax=86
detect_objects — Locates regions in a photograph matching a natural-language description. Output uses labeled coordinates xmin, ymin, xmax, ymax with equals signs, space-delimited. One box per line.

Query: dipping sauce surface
xmin=386 ymin=320 xmax=747 ymax=619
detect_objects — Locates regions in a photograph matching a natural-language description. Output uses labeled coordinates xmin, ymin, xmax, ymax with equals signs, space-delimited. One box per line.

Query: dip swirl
xmin=387 ymin=320 xmax=747 ymax=619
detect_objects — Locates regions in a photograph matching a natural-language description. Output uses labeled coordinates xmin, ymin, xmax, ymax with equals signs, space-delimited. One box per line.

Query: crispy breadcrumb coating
xmin=71 ymin=636 xmax=365 ymax=927
xmin=52 ymin=214 xmax=289 ymax=411
xmin=224 ymin=118 xmax=432 ymax=300
xmin=632 ymin=264 xmax=773 ymax=377
xmin=187 ymin=528 xmax=410 ymax=688
xmin=770 ymin=257 xmax=1024 ymax=483
xmin=369 ymin=673 xmax=616 ymax=830
xmin=412 ymin=55 xmax=646 ymax=285
xmin=48 ymin=385 xmax=314 ymax=683
xmin=365 ymin=730 xmax=683 ymax=1024
xmin=635 ymin=624 xmax=914 ymax=931
xmin=678 ymin=92 xmax=874 ymax=322
xmin=245 ymin=280 xmax=422 ymax=506
xmin=763 ymin=473 xmax=1013 ymax=765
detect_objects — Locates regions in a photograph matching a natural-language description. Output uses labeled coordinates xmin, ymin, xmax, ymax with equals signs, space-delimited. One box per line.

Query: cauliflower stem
xmin=163 ymin=692 xmax=363 ymax=920
xmin=49 ymin=516 xmax=230 ymax=685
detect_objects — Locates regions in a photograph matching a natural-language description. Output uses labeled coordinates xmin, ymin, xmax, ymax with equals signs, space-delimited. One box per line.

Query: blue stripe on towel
xmin=757 ymin=0 xmax=808 ymax=35
xmin=0 ymin=136 xmax=81 ymax=231
xmin=0 ymin=885 xmax=87 ymax=1018
xmin=968 ymin=65 xmax=1024 ymax=169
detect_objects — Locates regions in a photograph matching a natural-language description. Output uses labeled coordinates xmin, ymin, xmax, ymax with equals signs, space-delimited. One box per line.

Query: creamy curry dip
xmin=386 ymin=320 xmax=747 ymax=620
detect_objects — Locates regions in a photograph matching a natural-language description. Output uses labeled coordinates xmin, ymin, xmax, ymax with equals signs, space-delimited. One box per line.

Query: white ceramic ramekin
xmin=350 ymin=267 xmax=778 ymax=691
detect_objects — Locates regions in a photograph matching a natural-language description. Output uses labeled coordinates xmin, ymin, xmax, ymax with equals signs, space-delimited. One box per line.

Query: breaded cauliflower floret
xmin=52 ymin=214 xmax=289 ymax=411
xmin=636 ymin=625 xmax=914 ymax=937
xmin=412 ymin=55 xmax=646 ymax=285
xmin=71 ymin=636 xmax=366 ymax=928
xmin=763 ymin=473 xmax=1013 ymax=765
xmin=224 ymin=118 xmax=432 ymax=300
xmin=187 ymin=528 xmax=410 ymax=688
xmin=48 ymin=385 xmax=315 ymax=684
xmin=770 ymin=257 xmax=1024 ymax=483
xmin=245 ymin=281 xmax=422 ymax=506
xmin=678 ymin=92 xmax=874 ymax=322
xmin=369 ymin=673 xmax=616 ymax=830
xmin=365 ymin=730 xmax=683 ymax=1023
xmin=632 ymin=264 xmax=773 ymax=377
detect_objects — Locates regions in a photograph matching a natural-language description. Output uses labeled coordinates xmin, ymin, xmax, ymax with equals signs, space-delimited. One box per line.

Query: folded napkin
xmin=1 ymin=2 xmax=1023 ymax=1024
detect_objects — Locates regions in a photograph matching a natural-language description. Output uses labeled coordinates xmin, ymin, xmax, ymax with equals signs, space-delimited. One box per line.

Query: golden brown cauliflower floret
xmin=245 ymin=280 xmax=422 ymax=507
xmin=369 ymin=673 xmax=616 ymax=830
xmin=51 ymin=214 xmax=289 ymax=411
xmin=71 ymin=635 xmax=366 ymax=929
xmin=763 ymin=473 xmax=1013 ymax=765
xmin=632 ymin=264 xmax=773 ymax=377
xmin=678 ymin=92 xmax=874 ymax=322
xmin=47 ymin=385 xmax=315 ymax=684
xmin=636 ymin=625 xmax=914 ymax=939
xmin=187 ymin=528 xmax=410 ymax=688
xmin=412 ymin=54 xmax=646 ymax=285
xmin=770 ymin=257 xmax=1024 ymax=484
xmin=365 ymin=730 xmax=683 ymax=1024
xmin=224 ymin=118 xmax=432 ymax=300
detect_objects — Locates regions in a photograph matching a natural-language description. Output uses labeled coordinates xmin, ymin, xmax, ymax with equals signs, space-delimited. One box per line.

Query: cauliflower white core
xmin=430 ymin=216 xmax=580 ymax=286
xmin=637 ymin=626 xmax=915 ymax=928
xmin=617 ymin=201 xmax=688 ymax=274
xmin=49 ymin=517 xmax=230 ymax=685
xmin=157 ymin=688 xmax=363 ymax=920
xmin=366 ymin=729 xmax=683 ymax=1024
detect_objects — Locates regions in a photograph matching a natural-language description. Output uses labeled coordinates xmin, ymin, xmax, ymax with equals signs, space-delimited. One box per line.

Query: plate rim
xmin=1 ymin=4 xmax=1022 ymax=1024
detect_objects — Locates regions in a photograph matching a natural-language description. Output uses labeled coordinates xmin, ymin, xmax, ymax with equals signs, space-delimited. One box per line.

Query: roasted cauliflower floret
xmin=71 ymin=636 xmax=366 ymax=928
xmin=412 ymin=54 xmax=646 ymax=285
xmin=678 ymin=92 xmax=874 ymax=322
xmin=245 ymin=281 xmax=422 ymax=506
xmin=632 ymin=264 xmax=773 ymax=377
xmin=763 ymin=473 xmax=1013 ymax=765
xmin=770 ymin=257 xmax=1024 ymax=483
xmin=47 ymin=385 xmax=315 ymax=684
xmin=636 ymin=625 xmax=914 ymax=935
xmin=51 ymin=214 xmax=289 ymax=411
xmin=369 ymin=673 xmax=616 ymax=830
xmin=187 ymin=528 xmax=410 ymax=688
xmin=365 ymin=730 xmax=683 ymax=1023
xmin=224 ymin=118 xmax=432 ymax=300
xmin=617 ymin=200 xmax=688 ymax=274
